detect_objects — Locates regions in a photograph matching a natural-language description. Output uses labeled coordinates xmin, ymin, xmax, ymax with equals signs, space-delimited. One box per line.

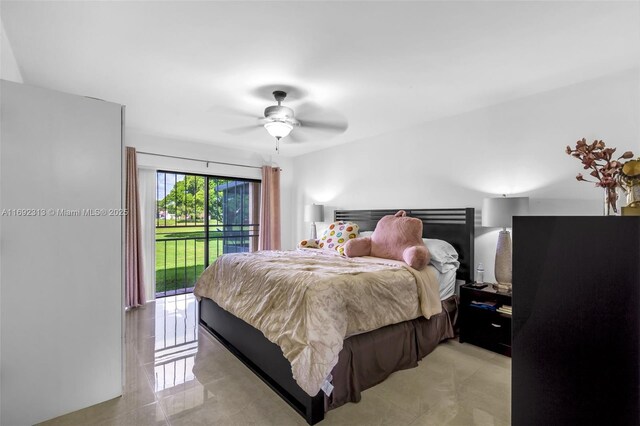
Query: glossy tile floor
xmin=41 ymin=294 xmax=511 ymax=425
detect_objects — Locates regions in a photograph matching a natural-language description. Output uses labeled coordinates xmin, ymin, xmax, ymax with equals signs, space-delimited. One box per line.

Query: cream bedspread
xmin=193 ymin=249 xmax=441 ymax=396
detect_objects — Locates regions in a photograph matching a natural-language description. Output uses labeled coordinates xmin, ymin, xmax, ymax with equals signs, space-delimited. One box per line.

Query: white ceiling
xmin=2 ymin=1 xmax=639 ymax=157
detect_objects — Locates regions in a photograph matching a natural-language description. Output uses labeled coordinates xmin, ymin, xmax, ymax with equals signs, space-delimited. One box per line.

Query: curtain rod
xmin=136 ymin=150 xmax=282 ymax=171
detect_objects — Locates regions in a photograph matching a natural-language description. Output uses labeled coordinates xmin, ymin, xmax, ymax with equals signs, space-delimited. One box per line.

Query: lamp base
xmin=310 ymin=223 xmax=317 ymax=240
xmin=492 ymin=282 xmax=512 ymax=293
xmin=495 ymin=230 xmax=512 ymax=285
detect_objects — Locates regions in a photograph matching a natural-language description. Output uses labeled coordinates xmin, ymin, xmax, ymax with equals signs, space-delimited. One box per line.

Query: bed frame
xmin=334 ymin=208 xmax=475 ymax=283
xmin=198 ymin=208 xmax=475 ymax=424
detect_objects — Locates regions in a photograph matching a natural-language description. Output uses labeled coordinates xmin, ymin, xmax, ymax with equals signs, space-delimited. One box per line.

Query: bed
xmin=196 ymin=208 xmax=474 ymax=424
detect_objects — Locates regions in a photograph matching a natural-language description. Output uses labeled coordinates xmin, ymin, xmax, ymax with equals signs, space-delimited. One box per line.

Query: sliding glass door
xmin=155 ymin=171 xmax=260 ymax=298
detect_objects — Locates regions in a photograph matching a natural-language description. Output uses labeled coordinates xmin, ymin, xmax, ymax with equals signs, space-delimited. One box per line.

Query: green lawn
xmin=155 ymin=226 xmax=245 ymax=294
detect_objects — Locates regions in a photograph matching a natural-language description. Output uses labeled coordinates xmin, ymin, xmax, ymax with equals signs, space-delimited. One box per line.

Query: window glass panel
xmin=155 ymin=171 xmax=260 ymax=298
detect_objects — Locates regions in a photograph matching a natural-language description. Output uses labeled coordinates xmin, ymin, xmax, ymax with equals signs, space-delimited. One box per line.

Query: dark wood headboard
xmin=334 ymin=208 xmax=475 ymax=283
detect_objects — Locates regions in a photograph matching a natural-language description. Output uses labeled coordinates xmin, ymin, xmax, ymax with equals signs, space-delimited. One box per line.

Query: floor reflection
xmin=152 ymin=294 xmax=198 ymax=392
xmin=41 ymin=292 xmax=511 ymax=425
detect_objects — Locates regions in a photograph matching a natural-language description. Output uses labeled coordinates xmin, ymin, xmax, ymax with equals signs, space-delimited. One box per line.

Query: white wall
xmin=292 ymin=68 xmax=640 ymax=282
xmin=0 ymin=81 xmax=123 ymax=425
xmin=0 ymin=17 xmax=22 ymax=82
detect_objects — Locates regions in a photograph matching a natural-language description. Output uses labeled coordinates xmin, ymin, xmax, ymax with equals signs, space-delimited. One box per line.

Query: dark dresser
xmin=512 ymin=216 xmax=640 ymax=426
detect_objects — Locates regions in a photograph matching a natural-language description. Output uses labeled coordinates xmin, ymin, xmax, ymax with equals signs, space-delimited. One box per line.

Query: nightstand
xmin=459 ymin=284 xmax=512 ymax=357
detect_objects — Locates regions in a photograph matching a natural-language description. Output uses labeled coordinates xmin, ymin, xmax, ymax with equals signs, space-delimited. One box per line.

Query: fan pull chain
xmin=275 ymin=137 xmax=280 ymax=153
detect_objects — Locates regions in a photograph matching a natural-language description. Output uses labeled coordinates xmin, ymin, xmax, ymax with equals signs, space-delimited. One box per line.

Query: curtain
xmin=258 ymin=166 xmax=281 ymax=250
xmin=249 ymin=181 xmax=261 ymax=252
xmin=125 ymin=147 xmax=146 ymax=308
xmin=138 ymin=168 xmax=157 ymax=302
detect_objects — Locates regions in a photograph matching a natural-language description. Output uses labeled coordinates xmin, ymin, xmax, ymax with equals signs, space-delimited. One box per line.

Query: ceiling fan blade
xmin=294 ymin=102 xmax=325 ymax=117
xmin=299 ymin=119 xmax=348 ymax=133
xmin=295 ymin=102 xmax=348 ymax=135
xmin=224 ymin=124 xmax=262 ymax=135
xmin=287 ymin=123 xmax=346 ymax=143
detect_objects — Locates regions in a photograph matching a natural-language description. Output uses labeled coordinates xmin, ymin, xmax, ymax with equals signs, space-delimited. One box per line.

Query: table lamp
xmin=482 ymin=195 xmax=529 ymax=291
xmin=304 ymin=204 xmax=324 ymax=239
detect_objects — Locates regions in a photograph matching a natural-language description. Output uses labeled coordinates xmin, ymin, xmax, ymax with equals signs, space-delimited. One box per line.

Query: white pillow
xmin=423 ymin=238 xmax=460 ymax=273
xmin=359 ymin=231 xmax=374 ymax=237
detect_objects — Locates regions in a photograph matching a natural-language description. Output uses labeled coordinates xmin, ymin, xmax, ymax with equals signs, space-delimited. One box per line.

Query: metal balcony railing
xmin=155 ymin=223 xmax=258 ymax=298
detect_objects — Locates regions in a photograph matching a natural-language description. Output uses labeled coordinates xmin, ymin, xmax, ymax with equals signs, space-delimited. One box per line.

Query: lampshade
xmin=264 ymin=121 xmax=293 ymax=139
xmin=304 ymin=204 xmax=325 ymax=223
xmin=482 ymin=196 xmax=529 ymax=228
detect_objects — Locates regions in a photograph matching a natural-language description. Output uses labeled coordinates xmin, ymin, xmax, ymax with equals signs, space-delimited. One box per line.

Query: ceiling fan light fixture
xmin=264 ymin=121 xmax=293 ymax=139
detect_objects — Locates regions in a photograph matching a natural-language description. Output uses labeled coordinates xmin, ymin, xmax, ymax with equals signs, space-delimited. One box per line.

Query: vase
xmin=603 ymin=187 xmax=619 ymax=216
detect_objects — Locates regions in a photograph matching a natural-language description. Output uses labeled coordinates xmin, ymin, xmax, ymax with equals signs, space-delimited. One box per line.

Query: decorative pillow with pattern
xmin=318 ymin=221 xmax=360 ymax=255
xmin=297 ymin=238 xmax=320 ymax=249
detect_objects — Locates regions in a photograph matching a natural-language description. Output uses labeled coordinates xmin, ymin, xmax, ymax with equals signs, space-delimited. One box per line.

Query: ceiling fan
xmin=262 ymin=90 xmax=299 ymax=147
xmin=223 ymin=90 xmax=348 ymax=152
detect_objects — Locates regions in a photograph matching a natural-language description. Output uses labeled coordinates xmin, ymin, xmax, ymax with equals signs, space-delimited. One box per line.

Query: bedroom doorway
xmin=155 ymin=171 xmax=260 ymax=298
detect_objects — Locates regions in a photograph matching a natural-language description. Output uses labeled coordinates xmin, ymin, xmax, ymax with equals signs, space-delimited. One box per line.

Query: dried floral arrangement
xmin=566 ymin=138 xmax=634 ymax=214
